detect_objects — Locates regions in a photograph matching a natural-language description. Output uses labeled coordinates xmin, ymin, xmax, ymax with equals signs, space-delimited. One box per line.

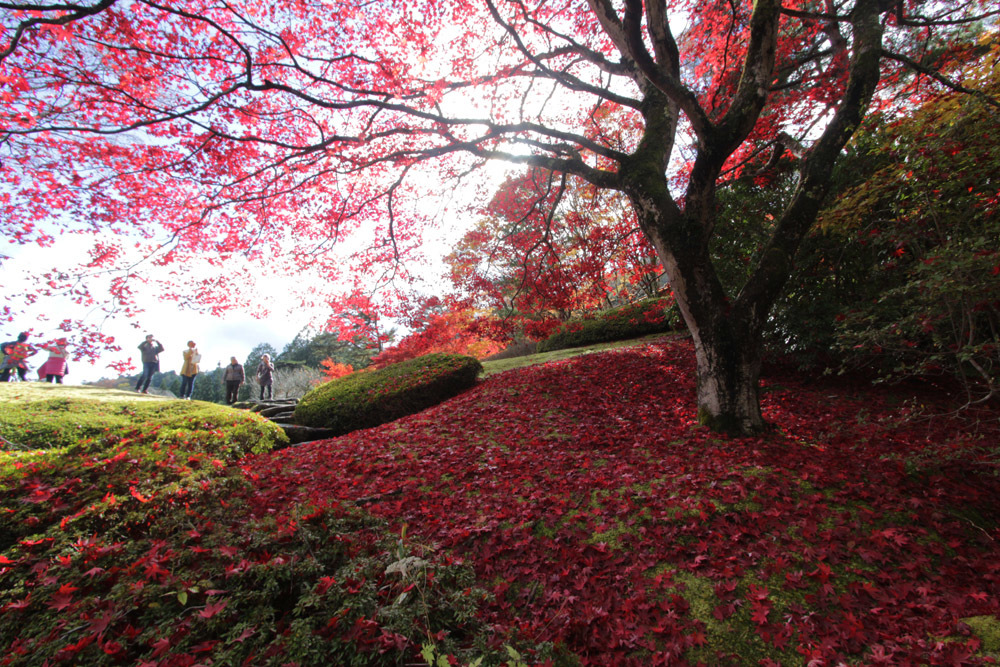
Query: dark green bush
xmin=535 ymin=297 xmax=675 ymax=353
xmin=293 ymin=353 xmax=483 ymax=433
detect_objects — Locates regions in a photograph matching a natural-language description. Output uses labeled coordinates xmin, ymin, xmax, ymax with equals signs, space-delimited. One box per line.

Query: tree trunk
xmin=633 ymin=197 xmax=769 ymax=436
xmin=688 ymin=317 xmax=765 ymax=435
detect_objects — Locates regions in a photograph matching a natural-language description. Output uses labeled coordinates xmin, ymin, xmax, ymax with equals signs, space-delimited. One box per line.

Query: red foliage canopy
xmin=2 ymin=0 xmax=996 ymax=425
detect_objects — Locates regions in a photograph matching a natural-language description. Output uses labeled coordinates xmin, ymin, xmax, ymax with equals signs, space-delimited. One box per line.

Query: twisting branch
xmin=0 ymin=0 xmax=117 ymax=62
xmin=483 ymin=0 xmax=641 ymax=109
xmin=882 ymin=50 xmax=1000 ymax=110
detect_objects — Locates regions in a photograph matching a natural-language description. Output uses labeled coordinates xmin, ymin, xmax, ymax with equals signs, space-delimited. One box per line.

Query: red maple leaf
xmin=198 ymin=600 xmax=228 ymax=619
xmin=48 ymin=591 xmax=74 ymax=612
xmin=150 ymin=637 xmax=171 ymax=658
xmin=232 ymin=626 xmax=256 ymax=643
xmin=750 ymin=604 xmax=770 ymax=626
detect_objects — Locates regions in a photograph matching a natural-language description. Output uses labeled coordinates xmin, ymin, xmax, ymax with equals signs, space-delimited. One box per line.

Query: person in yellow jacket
xmin=179 ymin=341 xmax=200 ymax=399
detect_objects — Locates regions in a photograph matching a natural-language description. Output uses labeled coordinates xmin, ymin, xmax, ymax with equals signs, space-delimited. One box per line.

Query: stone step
xmin=259 ymin=404 xmax=296 ymax=418
xmin=273 ymin=423 xmax=339 ymax=445
xmin=233 ymin=399 xmax=298 ymax=412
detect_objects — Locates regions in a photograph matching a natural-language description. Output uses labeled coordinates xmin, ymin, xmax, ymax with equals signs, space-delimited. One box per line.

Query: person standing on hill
xmin=0 ymin=332 xmax=37 ymax=382
xmin=223 ymin=357 xmax=245 ymax=404
xmin=135 ymin=334 xmax=164 ymax=393
xmin=38 ymin=338 xmax=70 ymax=384
xmin=256 ymin=354 xmax=275 ymax=400
xmin=179 ymin=341 xmax=200 ymax=399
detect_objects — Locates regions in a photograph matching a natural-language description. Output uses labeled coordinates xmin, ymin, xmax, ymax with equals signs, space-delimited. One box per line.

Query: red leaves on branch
xmin=319 ymin=359 xmax=355 ymax=380
xmin=445 ymin=170 xmax=663 ymax=339
xmin=370 ymin=303 xmax=503 ymax=367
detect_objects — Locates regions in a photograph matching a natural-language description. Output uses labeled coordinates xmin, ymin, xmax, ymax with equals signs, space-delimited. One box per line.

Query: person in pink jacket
xmin=38 ymin=338 xmax=69 ymax=383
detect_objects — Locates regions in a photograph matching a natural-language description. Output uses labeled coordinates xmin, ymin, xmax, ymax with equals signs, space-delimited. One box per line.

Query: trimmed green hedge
xmin=293 ymin=353 xmax=482 ymax=433
xmin=535 ymin=296 xmax=675 ymax=353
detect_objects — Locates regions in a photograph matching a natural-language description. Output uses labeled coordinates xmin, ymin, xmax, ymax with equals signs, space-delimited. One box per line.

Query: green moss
xmin=0 ymin=388 xmax=285 ymax=456
xmin=671 ymin=571 xmax=802 ymax=664
xmin=0 ymin=387 xmax=287 ymax=554
xmin=587 ymin=519 xmax=635 ymax=550
xmin=963 ymin=616 xmax=1000 ymax=655
xmin=294 ymin=353 xmax=482 ymax=433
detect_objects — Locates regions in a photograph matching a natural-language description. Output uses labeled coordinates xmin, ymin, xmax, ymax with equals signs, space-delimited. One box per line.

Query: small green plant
xmin=294 ymin=353 xmax=483 ymax=433
xmin=535 ymin=297 xmax=675 ymax=353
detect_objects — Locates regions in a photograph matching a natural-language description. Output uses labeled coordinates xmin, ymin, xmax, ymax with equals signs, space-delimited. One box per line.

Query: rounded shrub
xmin=293 ymin=353 xmax=483 ymax=433
xmin=535 ymin=296 xmax=675 ymax=353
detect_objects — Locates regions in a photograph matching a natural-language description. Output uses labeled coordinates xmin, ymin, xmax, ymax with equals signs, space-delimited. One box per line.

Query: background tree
xmin=277 ymin=324 xmax=383 ymax=370
xmin=2 ymin=0 xmax=997 ymax=432
xmin=446 ymin=169 xmax=663 ymax=340
xmin=369 ymin=297 xmax=504 ymax=367
xmin=190 ymin=365 xmax=227 ymax=403
xmin=815 ymin=45 xmax=1000 ymax=405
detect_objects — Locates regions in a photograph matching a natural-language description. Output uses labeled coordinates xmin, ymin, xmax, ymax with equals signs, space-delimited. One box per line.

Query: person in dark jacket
xmin=1 ymin=332 xmax=36 ymax=382
xmin=223 ymin=357 xmax=245 ymax=404
xmin=135 ymin=334 xmax=164 ymax=393
xmin=256 ymin=354 xmax=275 ymax=400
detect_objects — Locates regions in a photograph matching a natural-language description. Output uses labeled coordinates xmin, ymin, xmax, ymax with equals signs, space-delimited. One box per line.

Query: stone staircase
xmin=232 ymin=398 xmax=339 ymax=445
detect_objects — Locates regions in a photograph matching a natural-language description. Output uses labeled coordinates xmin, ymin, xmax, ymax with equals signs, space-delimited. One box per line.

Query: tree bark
xmin=690 ymin=318 xmax=764 ymax=435
xmin=643 ymin=213 xmax=769 ymax=435
xmin=609 ymin=1 xmax=889 ymax=436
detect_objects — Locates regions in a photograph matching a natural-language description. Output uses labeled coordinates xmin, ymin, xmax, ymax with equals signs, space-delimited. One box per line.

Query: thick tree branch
xmin=738 ymin=0 xmax=887 ymax=326
xmin=617 ymin=0 xmax=713 ymax=138
xmin=715 ymin=0 xmax=781 ymax=151
xmin=644 ymin=0 xmax=681 ymax=78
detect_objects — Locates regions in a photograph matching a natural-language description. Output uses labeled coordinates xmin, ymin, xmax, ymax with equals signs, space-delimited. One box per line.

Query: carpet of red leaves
xmin=242 ymin=337 xmax=1000 ymax=665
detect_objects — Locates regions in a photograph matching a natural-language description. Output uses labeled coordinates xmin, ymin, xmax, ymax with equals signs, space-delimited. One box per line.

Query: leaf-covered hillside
xmin=243 ymin=337 xmax=1000 ymax=664
xmin=1 ymin=337 xmax=999 ymax=665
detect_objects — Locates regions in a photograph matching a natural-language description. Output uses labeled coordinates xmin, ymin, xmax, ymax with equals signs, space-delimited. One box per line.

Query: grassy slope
xmin=2 ymin=338 xmax=1000 ymax=665
xmin=480 ymin=333 xmax=675 ymax=377
xmin=0 ymin=383 xmax=166 ymax=403
xmin=0 ymin=382 xmax=287 ymax=454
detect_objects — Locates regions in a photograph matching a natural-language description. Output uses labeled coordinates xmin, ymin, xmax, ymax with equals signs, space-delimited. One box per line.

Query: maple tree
xmin=446 ymin=168 xmax=663 ymax=337
xmin=2 ymin=0 xmax=998 ymax=432
xmin=369 ymin=301 xmax=503 ymax=368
